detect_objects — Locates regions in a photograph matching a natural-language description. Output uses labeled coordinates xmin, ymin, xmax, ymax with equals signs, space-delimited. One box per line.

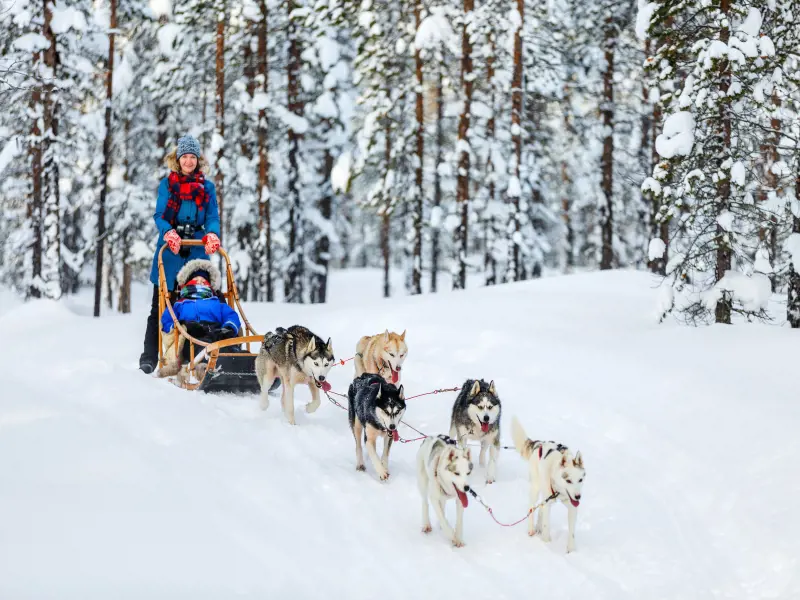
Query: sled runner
xmin=157 ymin=240 xmax=262 ymax=394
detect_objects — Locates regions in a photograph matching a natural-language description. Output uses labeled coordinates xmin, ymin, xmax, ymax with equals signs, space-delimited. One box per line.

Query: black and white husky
xmin=416 ymin=435 xmax=474 ymax=547
xmin=449 ymin=379 xmax=501 ymax=483
xmin=511 ymin=416 xmax=586 ymax=552
xmin=348 ymin=373 xmax=406 ymax=481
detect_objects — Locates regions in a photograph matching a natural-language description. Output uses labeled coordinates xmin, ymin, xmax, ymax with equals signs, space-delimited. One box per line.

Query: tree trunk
xmin=311 ymin=149 xmax=333 ymax=304
xmin=454 ymin=0 xmax=474 ymax=290
xmin=562 ymin=84 xmax=574 ymax=272
xmin=507 ymin=0 xmax=523 ymax=283
xmin=42 ymin=0 xmax=61 ymax=299
xmin=484 ymin=34 xmax=497 ymax=286
xmin=29 ymin=50 xmax=43 ymax=300
xmin=382 ymin=122 xmax=391 ymax=298
xmin=599 ymin=17 xmax=615 ymax=271
xmin=215 ymin=0 xmax=226 ymax=245
xmin=285 ymin=0 xmax=304 ymax=303
xmin=411 ymin=0 xmax=424 ymax=295
xmin=431 ymin=69 xmax=443 ymax=294
xmin=789 ymin=176 xmax=800 ymax=328
xmin=715 ymin=0 xmax=732 ymax=324
xmin=257 ymin=0 xmax=272 ymax=301
xmin=94 ymin=0 xmax=116 ymax=317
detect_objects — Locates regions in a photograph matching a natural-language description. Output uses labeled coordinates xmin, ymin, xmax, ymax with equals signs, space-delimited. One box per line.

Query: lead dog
xmin=417 ymin=435 xmax=474 ymax=547
xmin=511 ymin=416 xmax=586 ymax=552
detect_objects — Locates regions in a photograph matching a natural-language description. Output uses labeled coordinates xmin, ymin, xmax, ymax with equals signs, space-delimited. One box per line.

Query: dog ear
xmin=326 ymin=337 xmax=333 ymax=354
xmin=397 ymin=384 xmax=404 ymax=399
xmin=306 ymin=337 xmax=316 ymax=353
xmin=448 ymin=449 xmax=456 ymax=462
xmin=464 ymin=447 xmax=472 ymax=462
xmin=375 ymin=384 xmax=382 ymax=399
xmin=383 ymin=329 xmax=389 ymax=342
xmin=400 ymin=329 xmax=406 ymax=340
xmin=488 ymin=379 xmax=497 ymax=396
xmin=469 ymin=380 xmax=481 ymax=397
xmin=574 ymin=451 xmax=583 ymax=468
xmin=561 ymin=454 xmax=569 ymax=468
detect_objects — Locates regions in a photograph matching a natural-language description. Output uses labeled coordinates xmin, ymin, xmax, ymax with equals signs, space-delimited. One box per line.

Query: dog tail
xmin=511 ymin=416 xmax=534 ymax=460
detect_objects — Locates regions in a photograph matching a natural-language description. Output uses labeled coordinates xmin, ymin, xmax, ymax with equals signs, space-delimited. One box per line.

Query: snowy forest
xmin=1 ymin=0 xmax=799 ymax=326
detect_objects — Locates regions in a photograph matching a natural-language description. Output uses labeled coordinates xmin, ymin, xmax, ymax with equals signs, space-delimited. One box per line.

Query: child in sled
xmin=159 ymin=259 xmax=241 ymax=380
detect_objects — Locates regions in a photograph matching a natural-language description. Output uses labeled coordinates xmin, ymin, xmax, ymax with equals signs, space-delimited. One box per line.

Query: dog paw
xmin=378 ymin=470 xmax=390 ymax=481
xmin=541 ymin=534 xmax=551 ymax=543
xmin=356 ymin=464 xmax=366 ymax=472
xmin=485 ymin=477 xmax=495 ymax=485
xmin=566 ymin=544 xmax=576 ymax=554
xmin=528 ymin=529 xmax=536 ymax=537
xmin=305 ymin=402 xmax=320 ymax=414
xmin=422 ymin=525 xmax=432 ymax=534
xmin=452 ymin=539 xmax=465 ymax=548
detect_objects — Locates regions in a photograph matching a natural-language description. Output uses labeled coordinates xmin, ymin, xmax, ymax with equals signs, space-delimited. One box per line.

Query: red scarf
xmin=163 ymin=171 xmax=208 ymax=226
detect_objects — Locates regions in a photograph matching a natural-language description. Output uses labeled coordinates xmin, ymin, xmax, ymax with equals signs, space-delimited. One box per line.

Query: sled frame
xmin=157 ymin=240 xmax=262 ymax=391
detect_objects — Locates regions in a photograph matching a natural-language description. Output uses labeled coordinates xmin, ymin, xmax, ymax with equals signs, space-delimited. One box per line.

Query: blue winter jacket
xmin=149 ymin=176 xmax=221 ymax=290
xmin=161 ymin=296 xmax=241 ymax=334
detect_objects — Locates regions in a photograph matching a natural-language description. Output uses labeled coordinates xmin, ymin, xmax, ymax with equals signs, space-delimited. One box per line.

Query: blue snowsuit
xmin=149 ymin=177 xmax=221 ymax=291
xmin=161 ymin=296 xmax=241 ymax=334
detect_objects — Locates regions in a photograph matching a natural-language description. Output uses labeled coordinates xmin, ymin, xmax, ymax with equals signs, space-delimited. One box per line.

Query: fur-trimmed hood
xmin=176 ymin=259 xmax=222 ymax=291
xmin=164 ymin=149 xmax=210 ymax=174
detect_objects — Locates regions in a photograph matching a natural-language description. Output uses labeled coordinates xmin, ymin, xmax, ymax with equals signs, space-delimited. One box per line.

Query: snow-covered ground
xmin=0 ymin=270 xmax=797 ymax=599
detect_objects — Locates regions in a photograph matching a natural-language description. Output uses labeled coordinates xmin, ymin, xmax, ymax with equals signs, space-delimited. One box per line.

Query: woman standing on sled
xmin=139 ymin=135 xmax=222 ymax=374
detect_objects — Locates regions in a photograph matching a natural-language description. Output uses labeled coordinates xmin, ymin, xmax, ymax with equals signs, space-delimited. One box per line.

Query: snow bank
xmin=705 ymin=270 xmax=772 ymax=312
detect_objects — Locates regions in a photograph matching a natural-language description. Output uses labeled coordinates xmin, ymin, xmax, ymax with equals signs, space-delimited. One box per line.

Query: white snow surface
xmin=635 ymin=1 xmax=657 ymax=41
xmin=1 ymin=270 xmax=798 ymax=599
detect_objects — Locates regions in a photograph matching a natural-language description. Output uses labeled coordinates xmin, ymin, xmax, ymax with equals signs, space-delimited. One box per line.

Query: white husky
xmin=416 ymin=435 xmax=474 ymax=548
xmin=511 ymin=416 xmax=586 ymax=553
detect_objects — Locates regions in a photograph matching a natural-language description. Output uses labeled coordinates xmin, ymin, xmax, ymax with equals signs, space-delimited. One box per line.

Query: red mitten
xmin=203 ymin=233 xmax=221 ymax=255
xmin=164 ymin=229 xmax=181 ymax=254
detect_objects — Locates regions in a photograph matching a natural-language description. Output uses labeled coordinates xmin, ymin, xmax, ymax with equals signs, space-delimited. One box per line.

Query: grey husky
xmin=255 ymin=325 xmax=334 ymax=425
xmin=449 ymin=379 xmax=501 ymax=483
xmin=348 ymin=373 xmax=406 ymax=480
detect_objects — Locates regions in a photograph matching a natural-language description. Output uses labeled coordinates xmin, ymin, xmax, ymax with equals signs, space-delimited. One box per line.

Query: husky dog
xmin=449 ymin=379 xmax=501 ymax=484
xmin=255 ymin=326 xmax=334 ymax=425
xmin=354 ymin=329 xmax=408 ymax=384
xmin=348 ymin=373 xmax=406 ymax=480
xmin=511 ymin=416 xmax=586 ymax=552
xmin=417 ymin=435 xmax=474 ymax=547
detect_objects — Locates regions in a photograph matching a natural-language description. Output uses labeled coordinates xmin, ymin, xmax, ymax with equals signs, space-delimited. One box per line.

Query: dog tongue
xmin=570 ymin=498 xmax=580 ymax=507
xmin=480 ymin=422 xmax=489 ymax=433
xmin=391 ymin=429 xmax=399 ymax=442
xmin=456 ymin=489 xmax=469 ymax=508
xmin=391 ymin=370 xmax=399 ymax=384
xmin=320 ymin=381 xmax=332 ymax=392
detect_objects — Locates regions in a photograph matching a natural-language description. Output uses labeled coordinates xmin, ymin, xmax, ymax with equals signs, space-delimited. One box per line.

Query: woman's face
xmin=179 ymin=154 xmax=198 ymax=175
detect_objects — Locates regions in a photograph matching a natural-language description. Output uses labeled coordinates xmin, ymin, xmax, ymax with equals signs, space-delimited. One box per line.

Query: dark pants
xmin=141 ymin=285 xmax=160 ymax=361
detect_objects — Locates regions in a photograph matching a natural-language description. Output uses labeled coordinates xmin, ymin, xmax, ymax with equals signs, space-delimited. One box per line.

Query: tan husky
xmin=354 ymin=330 xmax=408 ymax=384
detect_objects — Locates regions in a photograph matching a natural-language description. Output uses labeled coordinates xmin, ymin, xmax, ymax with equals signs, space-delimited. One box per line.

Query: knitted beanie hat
xmin=177 ymin=135 xmax=201 ymax=160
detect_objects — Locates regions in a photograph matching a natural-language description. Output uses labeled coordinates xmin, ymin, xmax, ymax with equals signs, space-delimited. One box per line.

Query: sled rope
xmin=406 ymin=387 xmax=460 ymax=400
xmin=466 ymin=489 xmax=560 ymax=527
xmin=332 ymin=356 xmax=355 ymax=367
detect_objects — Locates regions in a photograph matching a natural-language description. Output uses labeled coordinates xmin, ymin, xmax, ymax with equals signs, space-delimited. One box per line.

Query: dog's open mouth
xmin=455 ymin=488 xmax=469 ymax=508
xmin=480 ymin=422 xmax=490 ymax=433
xmin=390 ymin=366 xmax=400 ymax=384
xmin=315 ymin=380 xmax=332 ymax=392
xmin=567 ymin=492 xmax=580 ymax=507
xmin=391 ymin=429 xmax=399 ymax=442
